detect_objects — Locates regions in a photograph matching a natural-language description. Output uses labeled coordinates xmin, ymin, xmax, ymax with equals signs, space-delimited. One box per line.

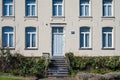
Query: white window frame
xmin=103 ymin=0 xmax=113 ymax=17
xmin=80 ymin=0 xmax=90 ymax=16
xmin=3 ymin=0 xmax=14 ymax=16
xmin=102 ymin=29 xmax=113 ymax=48
xmin=26 ymin=0 xmax=37 ymax=16
xmin=80 ymin=28 xmax=91 ymax=48
xmin=53 ymin=0 xmax=63 ymax=16
xmin=26 ymin=29 xmax=37 ymax=49
xmin=3 ymin=29 xmax=14 ymax=48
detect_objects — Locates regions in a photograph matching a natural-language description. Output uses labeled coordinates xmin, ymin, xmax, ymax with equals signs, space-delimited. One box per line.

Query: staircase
xmin=48 ymin=56 xmax=69 ymax=77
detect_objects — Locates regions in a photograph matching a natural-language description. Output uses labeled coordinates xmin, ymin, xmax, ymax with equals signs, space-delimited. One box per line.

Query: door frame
xmin=50 ymin=23 xmax=66 ymax=57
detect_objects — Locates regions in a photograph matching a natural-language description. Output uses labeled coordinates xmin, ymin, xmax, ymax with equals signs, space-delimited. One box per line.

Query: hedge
xmin=65 ymin=52 xmax=120 ymax=74
xmin=0 ymin=49 xmax=49 ymax=78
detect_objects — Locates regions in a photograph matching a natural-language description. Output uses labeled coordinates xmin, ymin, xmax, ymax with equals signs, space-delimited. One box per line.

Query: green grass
xmin=0 ymin=77 xmax=25 ymax=80
xmin=0 ymin=72 xmax=11 ymax=76
xmin=0 ymin=72 xmax=26 ymax=80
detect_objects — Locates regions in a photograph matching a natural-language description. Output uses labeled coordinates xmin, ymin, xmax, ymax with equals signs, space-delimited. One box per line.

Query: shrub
xmin=65 ymin=52 xmax=120 ymax=75
xmin=0 ymin=48 xmax=49 ymax=78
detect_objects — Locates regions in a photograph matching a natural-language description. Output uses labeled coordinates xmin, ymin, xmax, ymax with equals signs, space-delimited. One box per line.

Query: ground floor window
xmin=2 ymin=27 xmax=14 ymax=48
xmin=102 ymin=27 xmax=113 ymax=48
xmin=80 ymin=27 xmax=91 ymax=48
xmin=25 ymin=27 xmax=37 ymax=49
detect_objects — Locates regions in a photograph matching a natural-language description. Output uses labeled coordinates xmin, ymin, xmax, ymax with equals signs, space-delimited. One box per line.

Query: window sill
xmin=79 ymin=48 xmax=92 ymax=50
xmin=25 ymin=48 xmax=38 ymax=50
xmin=51 ymin=16 xmax=65 ymax=18
xmin=101 ymin=16 xmax=115 ymax=18
xmin=2 ymin=47 xmax=15 ymax=50
xmin=1 ymin=16 xmax=15 ymax=18
xmin=79 ymin=16 xmax=93 ymax=18
xmin=24 ymin=16 xmax=38 ymax=18
xmin=102 ymin=48 xmax=115 ymax=50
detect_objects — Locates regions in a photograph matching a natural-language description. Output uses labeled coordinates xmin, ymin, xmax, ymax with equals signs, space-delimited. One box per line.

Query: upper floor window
xmin=103 ymin=0 xmax=113 ymax=17
xmin=3 ymin=0 xmax=14 ymax=16
xmin=2 ymin=27 xmax=14 ymax=48
xmin=26 ymin=0 xmax=36 ymax=16
xmin=80 ymin=0 xmax=90 ymax=16
xmin=102 ymin=27 xmax=113 ymax=48
xmin=25 ymin=27 xmax=37 ymax=49
xmin=52 ymin=0 xmax=63 ymax=16
xmin=80 ymin=27 xmax=91 ymax=48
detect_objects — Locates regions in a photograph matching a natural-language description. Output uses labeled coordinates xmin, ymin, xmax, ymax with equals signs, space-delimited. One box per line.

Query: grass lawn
xmin=0 ymin=72 xmax=26 ymax=80
xmin=0 ymin=77 xmax=25 ymax=80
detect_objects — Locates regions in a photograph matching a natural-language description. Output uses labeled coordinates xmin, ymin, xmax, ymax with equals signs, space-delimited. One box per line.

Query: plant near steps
xmin=65 ymin=52 xmax=120 ymax=75
xmin=0 ymin=48 xmax=49 ymax=78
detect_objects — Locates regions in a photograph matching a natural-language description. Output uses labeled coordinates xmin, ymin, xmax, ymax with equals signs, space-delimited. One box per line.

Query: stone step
xmin=48 ymin=67 xmax=68 ymax=70
xmin=48 ymin=71 xmax=69 ymax=74
xmin=48 ymin=68 xmax=68 ymax=71
xmin=51 ymin=60 xmax=66 ymax=63
xmin=48 ymin=56 xmax=69 ymax=77
xmin=48 ymin=73 xmax=69 ymax=77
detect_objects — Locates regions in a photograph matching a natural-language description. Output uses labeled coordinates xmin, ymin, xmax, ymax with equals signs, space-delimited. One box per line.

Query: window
xmin=102 ymin=27 xmax=113 ymax=48
xmin=3 ymin=0 xmax=14 ymax=16
xmin=103 ymin=0 xmax=112 ymax=17
xmin=52 ymin=0 xmax=63 ymax=16
xmin=80 ymin=27 xmax=91 ymax=48
xmin=25 ymin=27 xmax=37 ymax=49
xmin=80 ymin=0 xmax=90 ymax=16
xmin=2 ymin=27 xmax=14 ymax=48
xmin=26 ymin=0 xmax=36 ymax=16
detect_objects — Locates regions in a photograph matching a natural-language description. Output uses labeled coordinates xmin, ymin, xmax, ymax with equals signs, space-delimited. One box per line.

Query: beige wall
xmin=0 ymin=0 xmax=120 ymax=57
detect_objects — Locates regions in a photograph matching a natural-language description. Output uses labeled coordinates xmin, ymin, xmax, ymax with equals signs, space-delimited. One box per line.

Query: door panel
xmin=52 ymin=27 xmax=64 ymax=56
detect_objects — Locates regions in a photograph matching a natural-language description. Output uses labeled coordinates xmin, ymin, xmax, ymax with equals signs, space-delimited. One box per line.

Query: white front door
xmin=52 ymin=27 xmax=64 ymax=56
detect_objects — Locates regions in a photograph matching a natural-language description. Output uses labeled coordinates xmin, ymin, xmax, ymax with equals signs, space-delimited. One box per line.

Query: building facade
xmin=0 ymin=0 xmax=120 ymax=57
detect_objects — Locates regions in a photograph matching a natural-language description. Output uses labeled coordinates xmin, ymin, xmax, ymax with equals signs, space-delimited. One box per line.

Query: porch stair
xmin=47 ymin=56 xmax=69 ymax=77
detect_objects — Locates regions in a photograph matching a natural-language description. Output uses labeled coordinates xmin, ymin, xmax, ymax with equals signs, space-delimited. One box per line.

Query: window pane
xmin=58 ymin=5 xmax=62 ymax=16
xmin=108 ymin=5 xmax=112 ymax=16
xmin=103 ymin=0 xmax=112 ymax=4
xmin=81 ymin=27 xmax=89 ymax=32
xmin=80 ymin=5 xmax=84 ymax=16
xmin=85 ymin=5 xmax=89 ymax=16
xmin=9 ymin=5 xmax=13 ymax=15
xmin=52 ymin=28 xmax=57 ymax=33
xmin=26 ymin=0 xmax=35 ymax=4
xmin=26 ymin=5 xmax=30 ymax=16
xmin=58 ymin=27 xmax=63 ymax=33
xmin=26 ymin=34 xmax=30 ymax=47
xmin=53 ymin=5 xmax=57 ymax=16
xmin=3 ymin=34 xmax=8 ymax=47
xmin=32 ymin=5 xmax=35 ymax=16
xmin=9 ymin=34 xmax=13 ymax=47
xmin=80 ymin=0 xmax=89 ymax=4
xmin=4 ymin=5 xmax=7 ymax=16
xmin=108 ymin=34 xmax=112 ymax=47
xmin=85 ymin=34 xmax=89 ymax=47
xmin=80 ymin=34 xmax=84 ymax=47
xmin=53 ymin=0 xmax=62 ymax=4
xmin=102 ymin=34 xmax=106 ymax=47
xmin=32 ymin=34 xmax=36 ymax=47
xmin=103 ymin=6 xmax=107 ymax=16
xmin=4 ymin=0 xmax=13 ymax=4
